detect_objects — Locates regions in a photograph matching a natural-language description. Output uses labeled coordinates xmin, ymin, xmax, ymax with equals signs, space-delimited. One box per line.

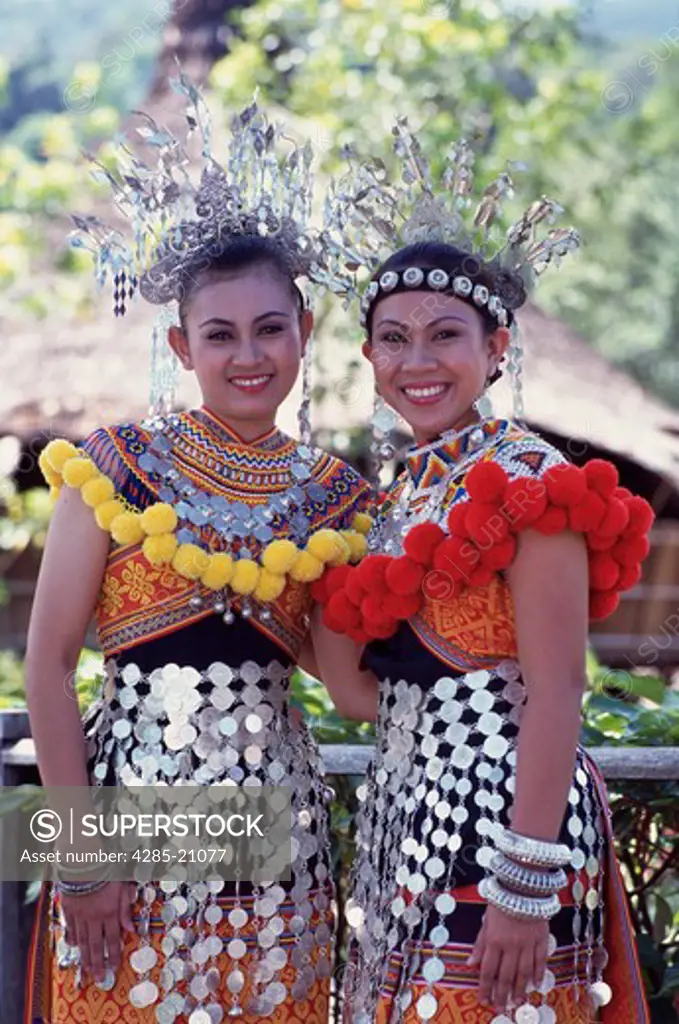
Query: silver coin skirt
xmin=343 ymin=661 xmax=611 ymax=1024
xmin=49 ymin=657 xmax=335 ymax=1021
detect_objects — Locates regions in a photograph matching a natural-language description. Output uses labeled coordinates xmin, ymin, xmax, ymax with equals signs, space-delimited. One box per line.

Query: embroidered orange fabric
xmin=26 ymin=884 xmax=333 ymax=1024
xmin=96 ymin=543 xmax=313 ymax=661
xmin=414 ymin=572 xmax=518 ymax=671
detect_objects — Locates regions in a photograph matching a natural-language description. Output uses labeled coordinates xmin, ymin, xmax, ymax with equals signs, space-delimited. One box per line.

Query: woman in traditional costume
xmin=24 ymin=80 xmax=370 ymax=1024
xmin=311 ymin=127 xmax=653 ymax=1023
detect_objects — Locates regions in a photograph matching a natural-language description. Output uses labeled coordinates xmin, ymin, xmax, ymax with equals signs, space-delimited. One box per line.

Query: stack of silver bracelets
xmin=54 ymin=861 xmax=113 ymax=898
xmin=479 ymin=826 xmax=571 ymax=921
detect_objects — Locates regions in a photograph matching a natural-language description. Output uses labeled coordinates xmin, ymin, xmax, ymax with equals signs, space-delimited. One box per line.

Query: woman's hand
xmin=467 ymin=905 xmax=549 ymax=1012
xmin=61 ymin=881 xmax=136 ymax=983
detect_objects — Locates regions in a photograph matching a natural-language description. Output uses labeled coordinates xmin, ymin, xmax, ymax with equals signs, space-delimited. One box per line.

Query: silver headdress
xmin=320 ymin=117 xmax=580 ymax=431
xmin=69 ymin=71 xmax=326 ymax=414
xmin=319 ymin=117 xmax=580 ymax=330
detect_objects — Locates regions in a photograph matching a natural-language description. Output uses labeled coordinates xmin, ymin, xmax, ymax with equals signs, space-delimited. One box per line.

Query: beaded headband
xmin=319 ymin=117 xmax=581 ymax=327
xmin=362 ymin=267 xmax=508 ymax=329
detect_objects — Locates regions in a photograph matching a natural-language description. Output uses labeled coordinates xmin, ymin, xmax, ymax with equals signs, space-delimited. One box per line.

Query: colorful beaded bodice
xmin=42 ymin=408 xmax=370 ymax=659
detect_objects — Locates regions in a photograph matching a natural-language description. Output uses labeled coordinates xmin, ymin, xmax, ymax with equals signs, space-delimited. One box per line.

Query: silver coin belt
xmin=53 ymin=658 xmax=334 ymax=1021
xmin=342 ymin=662 xmax=611 ymax=1024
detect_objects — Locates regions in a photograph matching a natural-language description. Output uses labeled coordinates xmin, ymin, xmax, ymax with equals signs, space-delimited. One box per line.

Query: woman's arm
xmin=506 ymin=528 xmax=589 ymax=840
xmin=25 ymin=486 xmax=110 ymax=787
xmin=309 ymin=605 xmax=379 ymax=722
xmin=469 ymin=528 xmax=589 ymax=1011
xmin=25 ymin=486 xmax=136 ymax=984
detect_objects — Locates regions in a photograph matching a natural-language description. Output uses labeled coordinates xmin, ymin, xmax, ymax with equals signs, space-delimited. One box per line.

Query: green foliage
xmin=0 ymin=478 xmax=52 ymax=554
xmin=582 ymin=653 xmax=679 ymax=746
xmin=534 ymin=48 xmax=679 ymax=405
xmin=0 ymin=57 xmax=8 ymax=106
xmin=0 ymin=0 xmax=161 ymax=319
xmin=0 ymin=647 xmax=104 ymax=712
xmin=0 ymin=2 xmax=162 ymax=113
xmin=212 ymin=0 xmax=601 ymax=175
xmin=0 ymin=103 xmax=119 ymax=315
xmin=0 ymin=473 xmax=52 ymax=626
xmin=0 ymin=650 xmax=26 ymax=708
xmin=290 ymin=668 xmax=374 ymax=744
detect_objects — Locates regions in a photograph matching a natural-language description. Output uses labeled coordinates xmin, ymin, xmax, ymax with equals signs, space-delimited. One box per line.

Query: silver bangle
xmin=56 ymin=859 xmax=109 ymax=876
xmin=55 ymin=861 xmax=113 ymax=893
xmin=496 ymin=826 xmax=571 ymax=869
xmin=480 ymin=875 xmax=561 ymax=920
xmin=490 ymin=851 xmax=568 ymax=896
xmin=56 ymin=876 xmax=111 ymax=897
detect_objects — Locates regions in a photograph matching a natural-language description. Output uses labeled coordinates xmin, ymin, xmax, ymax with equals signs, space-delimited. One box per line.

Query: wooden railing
xmin=1 ymin=710 xmax=678 ymax=1024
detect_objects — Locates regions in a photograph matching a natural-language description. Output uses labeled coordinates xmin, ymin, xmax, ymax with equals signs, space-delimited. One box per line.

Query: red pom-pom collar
xmin=313 ymin=457 xmax=653 ymax=639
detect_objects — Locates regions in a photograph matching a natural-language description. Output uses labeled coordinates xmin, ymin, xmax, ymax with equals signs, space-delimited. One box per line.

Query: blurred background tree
xmin=207 ymin=0 xmax=679 ymax=403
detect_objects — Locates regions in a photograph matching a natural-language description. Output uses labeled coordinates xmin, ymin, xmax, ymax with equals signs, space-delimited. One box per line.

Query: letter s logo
xmin=30 ymin=809 xmax=62 ymax=843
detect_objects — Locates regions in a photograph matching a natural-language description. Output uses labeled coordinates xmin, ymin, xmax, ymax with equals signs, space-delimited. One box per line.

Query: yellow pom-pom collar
xmin=201 ymin=553 xmax=234 ymax=590
xmin=173 ymin=543 xmax=211 ymax=580
xmin=95 ymin=499 xmax=126 ymax=531
xmin=343 ymin=531 xmax=368 ymax=562
xmin=254 ymin=568 xmax=287 ymax=602
xmin=110 ymin=512 xmax=145 ymax=546
xmin=44 ymin=435 xmax=371 ymax=609
xmin=230 ymin=558 xmax=261 ymax=595
xmin=352 ymin=512 xmax=373 ymax=536
xmin=42 ymin=439 xmax=79 ymax=474
xmin=62 ymin=457 xmax=100 ymax=488
xmin=288 ymin=549 xmax=325 ymax=583
xmin=141 ymin=503 xmax=178 ymax=536
xmin=81 ymin=476 xmax=116 ymax=508
xmin=261 ymin=539 xmax=299 ymax=575
xmin=143 ymin=533 xmax=178 ymax=566
xmin=38 ymin=452 xmax=62 ymax=489
xmin=306 ymin=529 xmax=349 ymax=565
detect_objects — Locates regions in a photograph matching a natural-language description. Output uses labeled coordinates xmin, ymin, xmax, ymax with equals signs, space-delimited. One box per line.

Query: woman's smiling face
xmin=364 ymin=290 xmax=509 ymax=443
xmin=169 ymin=264 xmax=312 ymax=440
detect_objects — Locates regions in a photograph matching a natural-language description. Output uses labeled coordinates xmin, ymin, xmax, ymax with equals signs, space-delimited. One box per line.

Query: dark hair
xmin=177 ymin=235 xmax=305 ymax=332
xmin=364 ymin=241 xmax=526 ymax=336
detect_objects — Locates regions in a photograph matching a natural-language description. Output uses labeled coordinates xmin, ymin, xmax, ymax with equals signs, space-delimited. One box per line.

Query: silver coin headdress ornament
xmin=319 ymin=117 xmax=581 ymax=418
xmin=69 ymin=71 xmax=329 ymax=416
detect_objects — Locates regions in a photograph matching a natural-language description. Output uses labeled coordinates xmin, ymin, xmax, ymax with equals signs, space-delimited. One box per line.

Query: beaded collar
xmin=191 ymin=406 xmax=290 ymax=453
xmin=405 ymin=418 xmax=513 ymax=489
xmin=370 ymin=420 xmax=515 ymax=556
xmin=137 ymin=408 xmax=326 ymax=550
